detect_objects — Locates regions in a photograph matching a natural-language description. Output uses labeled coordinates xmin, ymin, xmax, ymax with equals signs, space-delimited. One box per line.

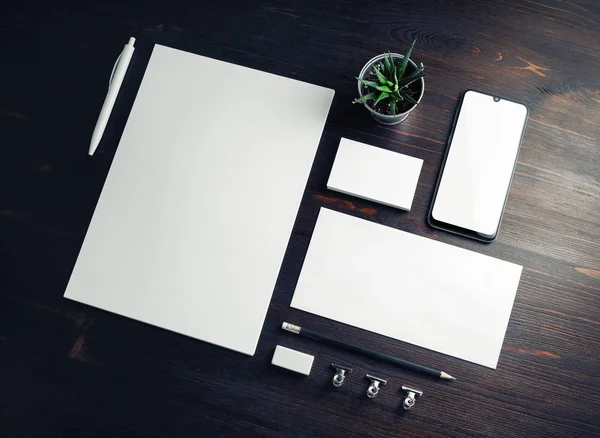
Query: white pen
xmin=88 ymin=37 xmax=136 ymax=156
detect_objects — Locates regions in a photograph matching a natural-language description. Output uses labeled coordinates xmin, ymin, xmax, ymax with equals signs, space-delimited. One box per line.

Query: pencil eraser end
xmin=271 ymin=345 xmax=314 ymax=376
xmin=281 ymin=322 xmax=300 ymax=334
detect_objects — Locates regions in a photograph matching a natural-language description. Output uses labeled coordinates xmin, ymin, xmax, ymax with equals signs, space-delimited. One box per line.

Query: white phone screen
xmin=432 ymin=91 xmax=528 ymax=237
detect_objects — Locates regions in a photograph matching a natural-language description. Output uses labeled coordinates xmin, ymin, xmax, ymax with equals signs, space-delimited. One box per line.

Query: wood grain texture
xmin=1 ymin=0 xmax=599 ymax=436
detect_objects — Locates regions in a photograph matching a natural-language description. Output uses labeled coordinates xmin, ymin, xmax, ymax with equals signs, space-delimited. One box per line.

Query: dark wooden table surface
xmin=2 ymin=0 xmax=599 ymax=436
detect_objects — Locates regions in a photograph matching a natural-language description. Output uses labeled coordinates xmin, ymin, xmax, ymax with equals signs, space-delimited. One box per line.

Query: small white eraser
xmin=271 ymin=345 xmax=314 ymax=376
xmin=327 ymin=138 xmax=423 ymax=211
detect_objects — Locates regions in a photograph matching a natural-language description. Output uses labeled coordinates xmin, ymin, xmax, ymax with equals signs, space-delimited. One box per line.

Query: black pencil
xmin=281 ymin=322 xmax=456 ymax=380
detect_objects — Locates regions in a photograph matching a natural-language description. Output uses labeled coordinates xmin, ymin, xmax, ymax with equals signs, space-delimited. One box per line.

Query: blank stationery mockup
xmin=65 ymin=44 xmax=334 ymax=356
xmin=327 ymin=138 xmax=423 ymax=211
xmin=291 ymin=208 xmax=522 ymax=368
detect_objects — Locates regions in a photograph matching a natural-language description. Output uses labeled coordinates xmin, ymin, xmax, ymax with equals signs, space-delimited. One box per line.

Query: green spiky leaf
xmin=400 ymin=66 xmax=425 ymax=82
xmin=409 ymin=65 xmax=425 ymax=76
xmin=388 ymin=52 xmax=397 ymax=82
xmin=399 ymin=90 xmax=418 ymax=105
xmin=373 ymin=67 xmax=388 ymax=85
xmin=359 ymin=76 xmax=395 ymax=94
xmin=373 ymin=84 xmax=392 ymax=92
xmin=353 ymin=92 xmax=377 ymax=104
xmin=374 ymin=92 xmax=390 ymax=106
xmin=384 ymin=53 xmax=393 ymax=76
xmin=396 ymin=68 xmax=424 ymax=89
xmin=357 ymin=78 xmax=381 ymax=88
xmin=398 ymin=39 xmax=416 ymax=78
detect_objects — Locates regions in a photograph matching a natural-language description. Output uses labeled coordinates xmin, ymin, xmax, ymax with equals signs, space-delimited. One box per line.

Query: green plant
xmin=353 ymin=40 xmax=425 ymax=115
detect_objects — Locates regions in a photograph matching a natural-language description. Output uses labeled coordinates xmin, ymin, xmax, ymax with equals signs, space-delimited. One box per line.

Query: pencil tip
xmin=440 ymin=371 xmax=456 ymax=380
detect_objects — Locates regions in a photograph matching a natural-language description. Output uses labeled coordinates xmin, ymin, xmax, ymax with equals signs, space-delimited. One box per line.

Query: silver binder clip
xmin=365 ymin=374 xmax=387 ymax=399
xmin=331 ymin=363 xmax=353 ymax=387
xmin=401 ymin=385 xmax=423 ymax=410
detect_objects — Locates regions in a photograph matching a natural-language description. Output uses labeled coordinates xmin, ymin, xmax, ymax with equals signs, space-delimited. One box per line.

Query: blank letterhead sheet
xmin=291 ymin=208 xmax=522 ymax=368
xmin=65 ymin=45 xmax=334 ymax=356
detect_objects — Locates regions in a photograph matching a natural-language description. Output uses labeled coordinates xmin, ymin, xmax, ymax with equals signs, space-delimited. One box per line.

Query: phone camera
xmin=493 ymin=96 xmax=500 ymax=102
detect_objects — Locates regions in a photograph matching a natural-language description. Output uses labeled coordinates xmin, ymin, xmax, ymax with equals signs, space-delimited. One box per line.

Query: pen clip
xmin=109 ymin=51 xmax=123 ymax=86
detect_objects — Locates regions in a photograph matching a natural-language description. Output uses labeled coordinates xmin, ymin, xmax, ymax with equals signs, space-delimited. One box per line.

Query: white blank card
xmin=64 ymin=44 xmax=334 ymax=356
xmin=327 ymin=138 xmax=423 ymax=211
xmin=291 ymin=208 xmax=522 ymax=368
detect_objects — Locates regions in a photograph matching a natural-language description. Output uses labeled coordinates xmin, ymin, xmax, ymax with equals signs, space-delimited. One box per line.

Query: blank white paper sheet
xmin=64 ymin=44 xmax=334 ymax=356
xmin=291 ymin=208 xmax=522 ymax=368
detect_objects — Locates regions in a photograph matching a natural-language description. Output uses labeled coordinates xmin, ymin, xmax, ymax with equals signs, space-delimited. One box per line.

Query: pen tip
xmin=440 ymin=371 xmax=456 ymax=380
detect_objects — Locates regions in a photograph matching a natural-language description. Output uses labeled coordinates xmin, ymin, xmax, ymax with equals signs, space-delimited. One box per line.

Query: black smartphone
xmin=428 ymin=90 xmax=528 ymax=242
